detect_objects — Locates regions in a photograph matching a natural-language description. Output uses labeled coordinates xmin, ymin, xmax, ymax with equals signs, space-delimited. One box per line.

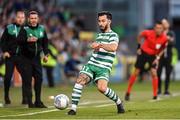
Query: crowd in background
xmin=0 ymin=0 xmax=178 ymax=87
xmin=0 ymin=0 xmax=88 ymax=59
xmin=0 ymin=0 xmax=97 ymax=86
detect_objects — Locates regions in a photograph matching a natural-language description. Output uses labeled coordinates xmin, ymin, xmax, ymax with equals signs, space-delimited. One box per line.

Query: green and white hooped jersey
xmin=87 ymin=30 xmax=119 ymax=71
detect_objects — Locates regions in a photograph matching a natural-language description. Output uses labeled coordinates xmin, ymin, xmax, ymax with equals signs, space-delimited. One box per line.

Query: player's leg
xmin=15 ymin=56 xmax=27 ymax=104
xmin=16 ymin=56 xmax=33 ymax=107
xmin=46 ymin=66 xmax=54 ymax=87
xmin=68 ymin=73 xmax=91 ymax=115
xmin=150 ymin=68 xmax=158 ymax=99
xmin=157 ymin=58 xmax=163 ymax=95
xmin=97 ymin=79 xmax=125 ymax=113
xmin=125 ymin=53 xmax=144 ymax=101
xmin=4 ymin=57 xmax=15 ymax=104
xmin=164 ymin=58 xmax=173 ymax=95
xmin=125 ymin=68 xmax=140 ymax=100
xmin=32 ymin=58 xmax=47 ymax=108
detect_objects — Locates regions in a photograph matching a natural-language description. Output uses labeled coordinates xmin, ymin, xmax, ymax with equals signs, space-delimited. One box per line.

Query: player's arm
xmin=42 ymin=31 xmax=50 ymax=62
xmin=91 ymin=33 xmax=119 ymax=52
xmin=156 ymin=42 xmax=168 ymax=61
xmin=99 ymin=43 xmax=118 ymax=52
xmin=136 ymin=33 xmax=144 ymax=55
xmin=91 ymin=42 xmax=118 ymax=52
xmin=136 ymin=30 xmax=147 ymax=54
xmin=99 ymin=34 xmax=119 ymax=52
xmin=42 ymin=31 xmax=49 ymax=56
xmin=137 ymin=30 xmax=148 ymax=48
xmin=153 ymin=41 xmax=168 ymax=66
xmin=156 ymin=34 xmax=169 ymax=60
xmin=0 ymin=28 xmax=8 ymax=52
xmin=137 ymin=33 xmax=144 ymax=49
xmin=0 ymin=28 xmax=11 ymax=58
xmin=49 ymin=48 xmax=57 ymax=59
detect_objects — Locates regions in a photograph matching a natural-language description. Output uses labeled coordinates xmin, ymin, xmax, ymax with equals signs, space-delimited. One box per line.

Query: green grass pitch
xmin=0 ymin=81 xmax=180 ymax=119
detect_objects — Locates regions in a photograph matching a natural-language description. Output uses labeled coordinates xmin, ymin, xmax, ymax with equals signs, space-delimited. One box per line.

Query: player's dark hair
xmin=16 ymin=10 xmax=25 ymax=15
xmin=154 ymin=20 xmax=162 ymax=25
xmin=28 ymin=11 xmax=39 ymax=17
xmin=98 ymin=11 xmax=112 ymax=20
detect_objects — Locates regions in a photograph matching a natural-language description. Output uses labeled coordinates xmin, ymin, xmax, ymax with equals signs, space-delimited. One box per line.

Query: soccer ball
xmin=54 ymin=94 xmax=69 ymax=110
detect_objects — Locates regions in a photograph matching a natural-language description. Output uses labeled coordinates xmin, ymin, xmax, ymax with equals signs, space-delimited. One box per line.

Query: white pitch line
xmin=48 ymin=100 xmax=111 ymax=108
xmin=1 ymin=93 xmax=180 ymax=118
xmin=79 ymin=100 xmax=111 ymax=105
xmin=0 ymin=109 xmax=58 ymax=118
xmin=172 ymin=93 xmax=180 ymax=97
xmin=148 ymin=92 xmax=180 ymax=102
xmin=95 ymin=103 xmax=114 ymax=108
xmin=0 ymin=100 xmax=111 ymax=118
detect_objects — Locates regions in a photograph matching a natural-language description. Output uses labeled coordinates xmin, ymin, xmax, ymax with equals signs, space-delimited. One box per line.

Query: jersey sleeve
xmin=42 ymin=30 xmax=49 ymax=55
xmin=0 ymin=28 xmax=8 ymax=52
xmin=140 ymin=30 xmax=149 ymax=37
xmin=109 ymin=33 xmax=119 ymax=44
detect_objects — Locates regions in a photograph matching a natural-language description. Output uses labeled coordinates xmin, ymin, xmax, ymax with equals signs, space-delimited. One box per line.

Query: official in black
xmin=18 ymin=11 xmax=49 ymax=108
xmin=0 ymin=11 xmax=28 ymax=105
xmin=157 ymin=19 xmax=176 ymax=95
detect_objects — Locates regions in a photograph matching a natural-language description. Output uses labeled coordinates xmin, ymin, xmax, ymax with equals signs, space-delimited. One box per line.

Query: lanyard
xmin=14 ymin=25 xmax=19 ymax=54
xmin=14 ymin=25 xmax=18 ymax=37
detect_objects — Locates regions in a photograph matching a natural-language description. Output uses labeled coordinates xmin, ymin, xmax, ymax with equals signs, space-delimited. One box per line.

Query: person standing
xmin=18 ymin=11 xmax=49 ymax=108
xmin=67 ymin=11 xmax=125 ymax=115
xmin=124 ymin=21 xmax=168 ymax=101
xmin=0 ymin=10 xmax=29 ymax=105
xmin=157 ymin=19 xmax=176 ymax=95
xmin=42 ymin=42 xmax=58 ymax=87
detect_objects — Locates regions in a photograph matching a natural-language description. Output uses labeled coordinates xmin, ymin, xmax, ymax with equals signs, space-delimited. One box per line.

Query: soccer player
xmin=157 ymin=19 xmax=176 ymax=95
xmin=0 ymin=10 xmax=29 ymax=105
xmin=18 ymin=11 xmax=49 ymax=108
xmin=125 ymin=21 xmax=167 ymax=101
xmin=67 ymin=11 xmax=125 ymax=115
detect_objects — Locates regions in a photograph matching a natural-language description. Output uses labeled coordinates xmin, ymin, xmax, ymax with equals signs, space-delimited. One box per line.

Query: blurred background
xmin=0 ymin=0 xmax=179 ymax=87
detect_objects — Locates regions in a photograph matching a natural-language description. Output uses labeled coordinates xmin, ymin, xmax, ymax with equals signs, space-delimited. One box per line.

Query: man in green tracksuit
xmin=18 ymin=11 xmax=49 ymax=108
xmin=0 ymin=11 xmax=30 ymax=105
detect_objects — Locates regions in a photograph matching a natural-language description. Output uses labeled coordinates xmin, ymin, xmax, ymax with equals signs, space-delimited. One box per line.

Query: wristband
xmin=137 ymin=44 xmax=141 ymax=49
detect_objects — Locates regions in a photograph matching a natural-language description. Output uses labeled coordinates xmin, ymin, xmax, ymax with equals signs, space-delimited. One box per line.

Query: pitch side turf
xmin=0 ymin=81 xmax=180 ymax=119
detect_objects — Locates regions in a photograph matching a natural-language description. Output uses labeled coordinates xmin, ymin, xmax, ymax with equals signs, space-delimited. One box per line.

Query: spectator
xmin=64 ymin=50 xmax=81 ymax=83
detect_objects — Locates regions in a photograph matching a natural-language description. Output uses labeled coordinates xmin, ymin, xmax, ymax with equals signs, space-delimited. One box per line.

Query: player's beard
xmin=31 ymin=22 xmax=38 ymax=27
xmin=99 ymin=24 xmax=108 ymax=32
